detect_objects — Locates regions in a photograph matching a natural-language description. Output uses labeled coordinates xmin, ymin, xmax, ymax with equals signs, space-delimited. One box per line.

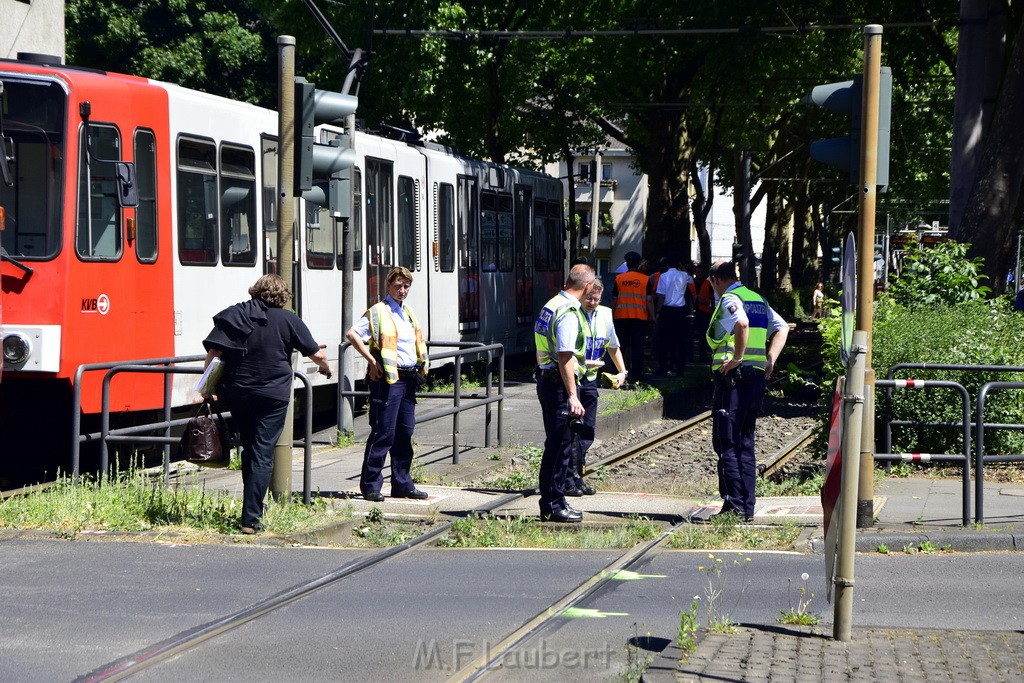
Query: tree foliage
xmin=66 ymin=0 xmax=277 ymax=106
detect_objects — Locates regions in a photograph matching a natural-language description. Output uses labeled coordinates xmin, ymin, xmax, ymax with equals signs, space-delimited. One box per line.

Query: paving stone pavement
xmin=641 ymin=625 xmax=1024 ymax=682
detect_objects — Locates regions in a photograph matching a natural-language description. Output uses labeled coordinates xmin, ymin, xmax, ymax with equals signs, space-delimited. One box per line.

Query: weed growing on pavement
xmin=0 ymin=468 xmax=344 ymax=537
xmin=877 ymin=543 xmax=890 ymax=554
xmin=756 ymin=470 xmax=824 ymax=496
xmin=888 ymin=461 xmax=915 ymax=478
xmin=478 ymin=444 xmax=542 ymax=490
xmin=617 ymin=623 xmax=653 ymax=683
xmin=695 ymin=553 xmax=752 ymax=633
xmin=350 ymin=506 xmax=431 ymax=546
xmin=436 ymin=513 xmax=660 ymax=549
xmin=335 ymin=430 xmax=355 ymax=448
xmin=677 ymin=596 xmax=701 ymax=660
xmin=599 ymin=384 xmax=660 ymax=416
xmin=427 ymin=375 xmax=482 ymax=395
xmin=778 ymin=572 xmax=820 ymax=625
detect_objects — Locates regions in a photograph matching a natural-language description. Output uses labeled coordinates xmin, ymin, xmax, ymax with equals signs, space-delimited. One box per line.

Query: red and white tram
xmin=0 ymin=54 xmax=565 ymax=477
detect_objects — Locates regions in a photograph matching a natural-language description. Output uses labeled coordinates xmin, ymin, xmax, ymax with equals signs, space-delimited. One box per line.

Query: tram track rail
xmin=72 ymin=491 xmax=527 ymax=683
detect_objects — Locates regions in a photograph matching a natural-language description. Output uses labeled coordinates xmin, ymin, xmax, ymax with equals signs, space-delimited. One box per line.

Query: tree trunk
xmin=957 ymin=18 xmax=1024 ymax=295
xmin=642 ymin=111 xmax=692 ymax=262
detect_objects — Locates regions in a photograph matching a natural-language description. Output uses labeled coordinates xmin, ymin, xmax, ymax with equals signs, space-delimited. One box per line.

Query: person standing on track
xmin=611 ymin=251 xmax=654 ymax=384
xmin=565 ymin=279 xmax=627 ymax=497
xmin=533 ymin=263 xmax=596 ymax=523
xmin=654 ymin=253 xmax=693 ymax=376
xmin=706 ymin=259 xmax=788 ymax=522
xmin=346 ymin=267 xmax=430 ymax=503
xmin=201 ymin=274 xmax=332 ymax=534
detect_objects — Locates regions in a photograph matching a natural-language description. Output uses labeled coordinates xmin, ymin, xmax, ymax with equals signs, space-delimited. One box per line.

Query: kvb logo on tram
xmin=81 ymin=294 xmax=111 ymax=315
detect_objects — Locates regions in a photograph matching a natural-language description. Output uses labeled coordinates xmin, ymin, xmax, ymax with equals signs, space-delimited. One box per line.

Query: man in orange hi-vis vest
xmin=611 ymin=251 xmax=654 ymax=384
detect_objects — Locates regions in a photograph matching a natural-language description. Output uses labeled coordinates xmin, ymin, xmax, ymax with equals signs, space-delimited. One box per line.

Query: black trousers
xmin=615 ymin=318 xmax=649 ymax=380
xmin=711 ymin=367 xmax=766 ymax=518
xmin=224 ymin=391 xmax=290 ymax=529
xmin=536 ymin=372 xmax=576 ymax=516
xmin=657 ymin=306 xmax=691 ymax=373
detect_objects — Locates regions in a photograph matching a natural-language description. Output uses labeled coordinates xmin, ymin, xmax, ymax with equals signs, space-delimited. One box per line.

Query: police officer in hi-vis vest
xmin=706 ymin=259 xmax=788 ymax=521
xmin=568 ymin=279 xmax=627 ymax=497
xmin=533 ymin=263 xmax=596 ymax=523
xmin=346 ymin=267 xmax=430 ymax=502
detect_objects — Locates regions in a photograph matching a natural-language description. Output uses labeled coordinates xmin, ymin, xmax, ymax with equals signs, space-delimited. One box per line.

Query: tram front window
xmin=0 ymin=77 xmax=67 ymax=260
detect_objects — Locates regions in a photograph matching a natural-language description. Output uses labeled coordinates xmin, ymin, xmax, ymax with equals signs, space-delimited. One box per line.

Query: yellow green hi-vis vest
xmin=706 ymin=285 xmax=769 ymax=372
xmin=367 ymin=301 xmax=428 ymax=384
xmin=534 ymin=293 xmax=586 ymax=371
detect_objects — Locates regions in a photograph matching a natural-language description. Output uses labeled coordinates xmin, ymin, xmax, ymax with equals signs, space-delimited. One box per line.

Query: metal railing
xmin=876 ymin=378 xmax=971 ymax=526
xmin=974 ymin=382 xmax=1024 ymax=524
xmin=337 ymin=341 xmax=506 ymax=464
xmin=883 ymin=363 xmax=1024 ymax=525
xmin=72 ymin=356 xmax=318 ymax=504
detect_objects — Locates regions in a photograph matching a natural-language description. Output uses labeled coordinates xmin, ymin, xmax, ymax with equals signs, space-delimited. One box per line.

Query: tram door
xmin=365 ymin=157 xmax=394 ymax=305
xmin=514 ymin=184 xmax=534 ymax=327
xmin=457 ymin=175 xmax=480 ymax=332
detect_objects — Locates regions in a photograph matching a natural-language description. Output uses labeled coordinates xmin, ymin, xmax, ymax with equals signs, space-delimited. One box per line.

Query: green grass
xmin=668 ymin=517 xmax=802 ymax=550
xmin=0 ymin=468 xmax=351 ymax=538
xmin=599 ymin=384 xmax=660 ymax=416
xmin=478 ymin=444 xmax=542 ymax=490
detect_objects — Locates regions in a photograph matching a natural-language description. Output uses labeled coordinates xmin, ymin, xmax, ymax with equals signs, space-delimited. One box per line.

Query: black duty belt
xmin=536 ymin=367 xmax=559 ymax=379
xmin=397 ymin=366 xmax=422 ymax=377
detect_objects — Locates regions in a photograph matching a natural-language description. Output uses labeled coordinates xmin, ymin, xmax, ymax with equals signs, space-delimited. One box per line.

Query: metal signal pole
xmin=856 ymin=25 xmax=882 ymax=528
xmin=272 ymin=35 xmax=296 ymax=500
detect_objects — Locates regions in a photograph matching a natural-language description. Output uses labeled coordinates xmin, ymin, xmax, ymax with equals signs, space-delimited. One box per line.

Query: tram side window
xmin=220 ymin=145 xmax=257 ymax=266
xmin=534 ymin=200 xmax=561 ymax=272
xmin=397 ymin=175 xmax=418 ymax=270
xmin=497 ymin=193 xmax=513 ymax=272
xmin=339 ymin=167 xmax=363 ymax=270
xmin=457 ymin=175 xmax=478 ymax=270
xmin=261 ymin=137 xmax=278 ymax=274
xmin=437 ymin=182 xmax=455 ymax=272
xmin=480 ymin=191 xmax=498 ymax=271
xmin=177 ymin=138 xmax=218 ymax=265
xmin=76 ymin=124 xmax=122 ymax=260
xmin=134 ymin=129 xmax=158 ymax=262
xmin=365 ymin=158 xmax=393 ymax=269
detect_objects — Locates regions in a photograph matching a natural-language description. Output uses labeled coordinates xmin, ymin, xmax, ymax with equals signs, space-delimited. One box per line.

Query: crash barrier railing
xmin=338 ymin=341 xmax=505 ymax=464
xmin=875 ymin=378 xmax=971 ymax=526
xmin=883 ymin=363 xmax=1024 ymax=525
xmin=975 ymin=382 xmax=1024 ymax=525
xmin=72 ymin=357 xmax=318 ymax=504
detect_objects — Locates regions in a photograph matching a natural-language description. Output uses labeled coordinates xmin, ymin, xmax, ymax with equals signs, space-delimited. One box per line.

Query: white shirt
xmin=351 ymin=296 xmax=419 ymax=367
xmin=656 ymin=268 xmax=692 ymax=307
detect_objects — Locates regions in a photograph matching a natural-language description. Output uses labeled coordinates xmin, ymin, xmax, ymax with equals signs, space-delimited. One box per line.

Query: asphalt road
xmin=2 ymin=538 xmax=1022 ymax=682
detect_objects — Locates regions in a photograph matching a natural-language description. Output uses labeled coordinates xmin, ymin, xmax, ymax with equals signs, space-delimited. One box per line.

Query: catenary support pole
xmin=273 ymin=35 xmax=296 ymax=500
xmin=835 ymin=330 xmax=867 ymax=642
xmin=856 ymin=24 xmax=882 ymax=528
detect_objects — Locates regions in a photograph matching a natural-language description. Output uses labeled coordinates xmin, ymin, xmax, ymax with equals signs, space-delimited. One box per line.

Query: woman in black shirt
xmin=201 ymin=275 xmax=331 ymax=533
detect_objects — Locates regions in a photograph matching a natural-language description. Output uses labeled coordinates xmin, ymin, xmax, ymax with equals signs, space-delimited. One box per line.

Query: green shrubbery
xmin=819 ymin=241 xmax=1024 ymax=457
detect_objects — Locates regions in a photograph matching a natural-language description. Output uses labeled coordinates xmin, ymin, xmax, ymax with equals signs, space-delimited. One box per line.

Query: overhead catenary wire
xmin=373 ymin=20 xmax=951 ymax=40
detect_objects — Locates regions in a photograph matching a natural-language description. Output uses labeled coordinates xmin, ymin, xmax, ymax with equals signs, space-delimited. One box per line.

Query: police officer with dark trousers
xmin=346 ymin=267 xmax=430 ymax=502
xmin=533 ymin=264 xmax=596 ymax=523
xmin=706 ymin=260 xmax=788 ymax=522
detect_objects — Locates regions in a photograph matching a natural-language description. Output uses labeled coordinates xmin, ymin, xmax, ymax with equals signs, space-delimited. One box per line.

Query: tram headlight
xmin=2 ymin=332 xmax=31 ymax=365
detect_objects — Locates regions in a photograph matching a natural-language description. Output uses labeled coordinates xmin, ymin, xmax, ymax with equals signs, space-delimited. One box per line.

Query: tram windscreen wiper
xmin=0 ymin=246 xmax=33 ymax=276
xmin=0 ymin=81 xmax=12 ymax=187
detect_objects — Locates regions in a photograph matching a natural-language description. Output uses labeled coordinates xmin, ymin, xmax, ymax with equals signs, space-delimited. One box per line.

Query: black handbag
xmin=180 ymin=400 xmax=231 ymax=467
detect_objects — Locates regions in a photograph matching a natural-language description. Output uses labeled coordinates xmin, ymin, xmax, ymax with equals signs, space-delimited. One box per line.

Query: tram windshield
xmin=0 ymin=76 xmax=67 ymax=260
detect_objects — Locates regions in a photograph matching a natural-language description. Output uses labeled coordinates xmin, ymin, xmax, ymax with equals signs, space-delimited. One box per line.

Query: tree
xmin=66 ymin=0 xmax=277 ymax=106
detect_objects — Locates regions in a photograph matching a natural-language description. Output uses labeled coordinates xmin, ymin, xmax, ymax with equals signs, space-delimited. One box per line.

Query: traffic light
xmin=732 ymin=243 xmax=746 ymax=263
xmin=874 ymin=242 xmax=884 ymax=261
xmin=831 ymin=247 xmax=841 ymax=264
xmin=805 ymin=66 xmax=891 ymax=192
xmin=295 ymin=77 xmax=358 ymax=218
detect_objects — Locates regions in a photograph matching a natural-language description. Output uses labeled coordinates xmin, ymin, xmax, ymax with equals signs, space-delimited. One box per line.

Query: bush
xmin=820 ymin=293 xmax=1024 ymax=457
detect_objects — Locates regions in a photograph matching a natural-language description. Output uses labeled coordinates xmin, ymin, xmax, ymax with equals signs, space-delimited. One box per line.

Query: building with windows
xmin=1 ymin=0 xmax=65 ymax=60
xmin=548 ymin=138 xmax=766 ymax=276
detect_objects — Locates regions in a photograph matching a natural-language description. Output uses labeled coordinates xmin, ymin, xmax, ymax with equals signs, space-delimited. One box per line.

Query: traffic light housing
xmin=294 ymin=77 xmax=358 ymax=217
xmin=831 ymin=247 xmax=841 ymax=264
xmin=732 ymin=242 xmax=746 ymax=263
xmin=805 ymin=66 xmax=891 ymax=192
